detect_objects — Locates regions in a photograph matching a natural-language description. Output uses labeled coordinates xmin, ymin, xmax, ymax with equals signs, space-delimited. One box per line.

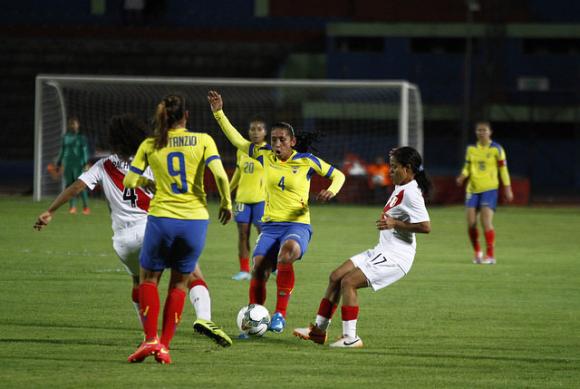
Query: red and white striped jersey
xmin=79 ymin=155 xmax=153 ymax=231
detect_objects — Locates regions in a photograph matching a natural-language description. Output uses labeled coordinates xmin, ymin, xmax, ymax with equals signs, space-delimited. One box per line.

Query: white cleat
xmin=232 ymin=271 xmax=251 ymax=281
xmin=472 ymin=251 xmax=483 ymax=264
xmin=329 ymin=336 xmax=364 ymax=348
xmin=482 ymin=257 xmax=496 ymax=265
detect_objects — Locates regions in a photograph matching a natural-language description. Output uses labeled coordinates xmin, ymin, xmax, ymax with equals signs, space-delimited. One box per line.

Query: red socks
xmin=249 ymin=278 xmax=266 ymax=305
xmin=275 ymin=263 xmax=295 ymax=317
xmin=341 ymin=305 xmax=359 ymax=321
xmin=160 ymin=288 xmax=186 ymax=348
xmin=131 ymin=286 xmax=139 ymax=304
xmin=190 ymin=279 xmax=208 ymax=289
xmin=485 ymin=229 xmax=495 ymax=258
xmin=139 ymin=282 xmax=160 ymax=340
xmin=468 ymin=226 xmax=481 ymax=253
xmin=317 ymin=298 xmax=338 ymax=319
xmin=239 ymin=257 xmax=251 ymax=273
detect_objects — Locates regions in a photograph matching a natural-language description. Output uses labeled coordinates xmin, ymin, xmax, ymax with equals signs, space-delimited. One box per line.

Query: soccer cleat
xmin=154 ymin=344 xmax=171 ymax=364
xmin=293 ymin=323 xmax=327 ymax=345
xmin=231 ymin=271 xmax=251 ymax=281
xmin=237 ymin=332 xmax=250 ymax=340
xmin=329 ymin=336 xmax=364 ymax=348
xmin=69 ymin=207 xmax=77 ymax=214
xmin=127 ymin=337 xmax=162 ymax=363
xmin=82 ymin=207 xmax=91 ymax=215
xmin=269 ymin=312 xmax=286 ymax=333
xmin=193 ymin=319 xmax=233 ymax=347
xmin=482 ymin=257 xmax=496 ymax=265
xmin=472 ymin=251 xmax=483 ymax=264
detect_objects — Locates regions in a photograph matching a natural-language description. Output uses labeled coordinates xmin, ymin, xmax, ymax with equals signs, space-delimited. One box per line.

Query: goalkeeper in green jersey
xmin=56 ymin=117 xmax=91 ymax=214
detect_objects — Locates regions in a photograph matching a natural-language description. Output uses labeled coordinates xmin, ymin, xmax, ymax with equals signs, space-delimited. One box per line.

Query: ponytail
xmin=414 ymin=169 xmax=432 ymax=200
xmin=153 ymin=94 xmax=186 ymax=150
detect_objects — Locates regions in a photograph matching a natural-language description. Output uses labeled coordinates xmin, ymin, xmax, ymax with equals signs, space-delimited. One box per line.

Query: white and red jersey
xmin=79 ymin=155 xmax=153 ymax=231
xmin=378 ymin=179 xmax=430 ymax=273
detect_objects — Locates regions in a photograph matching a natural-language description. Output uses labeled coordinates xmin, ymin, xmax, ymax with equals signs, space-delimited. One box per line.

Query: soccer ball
xmin=236 ymin=304 xmax=270 ymax=337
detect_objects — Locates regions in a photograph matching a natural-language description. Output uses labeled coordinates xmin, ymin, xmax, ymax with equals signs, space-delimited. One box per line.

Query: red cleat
xmin=69 ymin=207 xmax=77 ymax=214
xmin=82 ymin=207 xmax=91 ymax=215
xmin=128 ymin=338 xmax=162 ymax=363
xmin=154 ymin=344 xmax=171 ymax=364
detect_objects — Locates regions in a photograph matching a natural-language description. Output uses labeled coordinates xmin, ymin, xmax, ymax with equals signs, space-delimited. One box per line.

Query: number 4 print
xmin=278 ymin=176 xmax=285 ymax=191
xmin=123 ymin=188 xmax=137 ymax=207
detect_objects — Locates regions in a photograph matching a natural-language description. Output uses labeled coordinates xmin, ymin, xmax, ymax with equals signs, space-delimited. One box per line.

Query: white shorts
xmin=112 ymin=222 xmax=146 ymax=277
xmin=350 ymin=248 xmax=407 ymax=291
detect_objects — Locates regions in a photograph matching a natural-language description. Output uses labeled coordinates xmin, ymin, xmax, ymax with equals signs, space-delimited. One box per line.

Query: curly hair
xmin=108 ymin=113 xmax=149 ymax=159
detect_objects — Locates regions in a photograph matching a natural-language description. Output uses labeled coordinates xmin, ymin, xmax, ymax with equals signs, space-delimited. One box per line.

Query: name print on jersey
xmin=168 ymin=135 xmax=197 ymax=148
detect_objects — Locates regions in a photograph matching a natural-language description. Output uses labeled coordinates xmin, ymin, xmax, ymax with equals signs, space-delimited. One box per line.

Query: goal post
xmin=34 ymin=75 xmax=423 ymax=202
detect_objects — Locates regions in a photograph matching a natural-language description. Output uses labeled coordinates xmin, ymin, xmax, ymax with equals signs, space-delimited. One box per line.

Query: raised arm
xmin=208 ymin=90 xmax=252 ymax=154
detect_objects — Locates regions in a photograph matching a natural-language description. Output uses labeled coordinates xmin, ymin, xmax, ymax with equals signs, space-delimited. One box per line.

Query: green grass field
xmin=1 ymin=196 xmax=579 ymax=388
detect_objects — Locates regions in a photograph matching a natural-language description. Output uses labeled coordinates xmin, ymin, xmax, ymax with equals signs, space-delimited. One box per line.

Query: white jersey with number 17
xmin=79 ymin=155 xmax=153 ymax=231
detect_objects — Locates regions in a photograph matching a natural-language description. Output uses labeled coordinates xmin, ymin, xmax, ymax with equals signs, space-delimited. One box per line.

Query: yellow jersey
xmin=231 ymin=147 xmax=266 ymax=204
xmin=124 ymin=128 xmax=231 ymax=220
xmin=461 ymin=141 xmax=511 ymax=194
xmin=213 ymin=110 xmax=345 ymax=225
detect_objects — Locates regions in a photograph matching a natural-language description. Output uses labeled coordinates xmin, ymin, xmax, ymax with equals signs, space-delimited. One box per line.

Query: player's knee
xmin=340 ymin=276 xmax=356 ymax=290
xmin=329 ymin=270 xmax=343 ymax=285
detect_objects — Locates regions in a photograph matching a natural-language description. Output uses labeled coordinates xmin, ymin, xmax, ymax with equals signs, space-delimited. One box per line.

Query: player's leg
xmin=480 ymin=206 xmax=496 ymax=264
xmin=127 ymin=267 xmax=163 ymax=363
xmin=326 ymin=268 xmax=368 ymax=348
xmin=128 ymin=217 xmax=167 ymax=363
xmin=293 ymin=259 xmax=355 ymax=344
xmin=189 ymin=265 xmax=211 ymax=321
xmin=64 ymin=168 xmax=77 ymax=212
xmin=232 ymin=202 xmax=251 ymax=280
xmin=480 ymin=189 xmax=498 ymax=264
xmin=113 ymin=225 xmax=145 ymax=325
xmin=270 ymin=224 xmax=312 ymax=332
xmin=466 ymin=193 xmax=482 ymax=263
xmin=233 ymin=222 xmax=252 ymax=280
xmin=249 ymin=226 xmax=279 ymax=305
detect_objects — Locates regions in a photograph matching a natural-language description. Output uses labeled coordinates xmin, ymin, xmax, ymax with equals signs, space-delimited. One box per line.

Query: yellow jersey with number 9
xmin=129 ymin=128 xmax=221 ymax=220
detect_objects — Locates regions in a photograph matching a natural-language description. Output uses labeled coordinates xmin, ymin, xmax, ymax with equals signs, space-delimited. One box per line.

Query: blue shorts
xmin=466 ymin=190 xmax=498 ymax=211
xmin=234 ymin=201 xmax=265 ymax=227
xmin=140 ymin=216 xmax=209 ymax=273
xmin=253 ymin=222 xmax=313 ymax=264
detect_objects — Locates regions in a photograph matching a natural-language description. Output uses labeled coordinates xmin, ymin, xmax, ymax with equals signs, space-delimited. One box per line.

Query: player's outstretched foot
xmin=472 ymin=251 xmax=483 ymax=264
xmin=128 ymin=337 xmax=162 ymax=363
xmin=329 ymin=335 xmax=364 ymax=348
xmin=69 ymin=207 xmax=77 ymax=214
xmin=231 ymin=271 xmax=251 ymax=281
xmin=193 ymin=319 xmax=233 ymax=347
xmin=82 ymin=207 xmax=91 ymax=215
xmin=293 ymin=323 xmax=327 ymax=345
xmin=154 ymin=344 xmax=171 ymax=364
xmin=482 ymin=256 xmax=496 ymax=265
xmin=269 ymin=312 xmax=286 ymax=333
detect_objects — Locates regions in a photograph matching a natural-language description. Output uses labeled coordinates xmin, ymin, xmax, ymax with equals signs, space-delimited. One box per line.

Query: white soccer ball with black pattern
xmin=236 ymin=304 xmax=270 ymax=337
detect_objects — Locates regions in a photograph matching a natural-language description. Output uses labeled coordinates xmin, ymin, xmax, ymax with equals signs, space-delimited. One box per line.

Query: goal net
xmin=34 ymin=75 xmax=423 ymax=203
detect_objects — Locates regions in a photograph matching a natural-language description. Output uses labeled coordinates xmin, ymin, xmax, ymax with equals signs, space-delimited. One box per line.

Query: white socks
xmin=342 ymin=319 xmax=358 ymax=339
xmin=189 ymin=285 xmax=211 ymax=321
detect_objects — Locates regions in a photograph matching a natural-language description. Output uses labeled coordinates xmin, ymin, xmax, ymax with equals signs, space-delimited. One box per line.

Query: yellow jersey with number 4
xmin=127 ymin=128 xmax=223 ymax=220
xmin=461 ymin=141 xmax=511 ymax=194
